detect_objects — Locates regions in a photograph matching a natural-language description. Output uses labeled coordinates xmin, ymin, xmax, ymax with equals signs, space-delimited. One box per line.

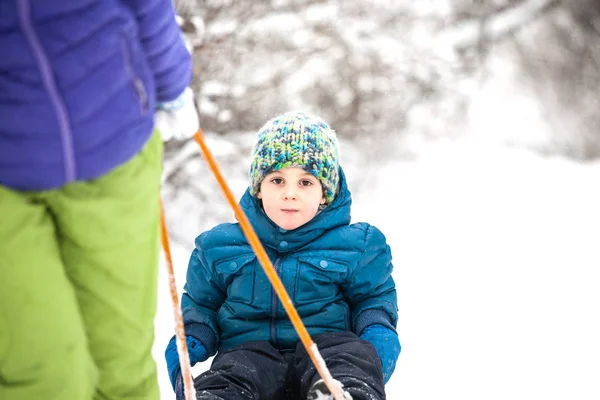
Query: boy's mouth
xmin=281 ymin=209 xmax=299 ymax=214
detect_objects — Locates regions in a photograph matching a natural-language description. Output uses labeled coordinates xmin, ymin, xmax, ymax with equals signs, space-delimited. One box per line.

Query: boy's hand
xmin=360 ymin=324 xmax=401 ymax=383
xmin=174 ymin=370 xmax=185 ymax=400
xmin=164 ymin=334 xmax=208 ymax=391
xmin=155 ymin=87 xmax=199 ymax=141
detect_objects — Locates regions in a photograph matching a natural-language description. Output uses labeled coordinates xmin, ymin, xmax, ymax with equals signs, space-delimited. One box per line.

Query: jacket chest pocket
xmin=120 ymin=32 xmax=149 ymax=115
xmin=295 ymin=257 xmax=348 ymax=305
xmin=215 ymin=255 xmax=256 ymax=305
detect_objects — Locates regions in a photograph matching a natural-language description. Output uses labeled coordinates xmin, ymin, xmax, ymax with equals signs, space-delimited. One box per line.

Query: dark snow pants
xmin=193 ymin=331 xmax=386 ymax=400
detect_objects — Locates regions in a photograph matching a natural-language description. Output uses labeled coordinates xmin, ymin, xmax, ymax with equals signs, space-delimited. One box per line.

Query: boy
xmin=165 ymin=112 xmax=400 ymax=399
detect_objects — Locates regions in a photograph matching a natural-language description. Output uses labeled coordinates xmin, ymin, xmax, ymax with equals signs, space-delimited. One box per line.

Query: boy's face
xmin=258 ymin=167 xmax=326 ymax=231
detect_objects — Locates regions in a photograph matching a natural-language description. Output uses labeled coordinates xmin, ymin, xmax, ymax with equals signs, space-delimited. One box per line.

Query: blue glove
xmin=174 ymin=370 xmax=185 ymax=400
xmin=360 ymin=324 xmax=401 ymax=383
xmin=165 ymin=335 xmax=208 ymax=391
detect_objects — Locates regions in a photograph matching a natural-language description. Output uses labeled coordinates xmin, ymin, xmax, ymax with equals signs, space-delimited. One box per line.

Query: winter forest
xmin=155 ymin=0 xmax=600 ymax=399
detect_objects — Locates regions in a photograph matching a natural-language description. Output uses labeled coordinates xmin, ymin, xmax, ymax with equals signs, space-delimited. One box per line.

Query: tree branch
xmin=441 ymin=0 xmax=561 ymax=51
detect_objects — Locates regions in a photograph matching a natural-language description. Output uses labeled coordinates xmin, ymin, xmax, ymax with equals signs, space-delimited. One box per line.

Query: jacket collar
xmin=239 ymin=167 xmax=352 ymax=252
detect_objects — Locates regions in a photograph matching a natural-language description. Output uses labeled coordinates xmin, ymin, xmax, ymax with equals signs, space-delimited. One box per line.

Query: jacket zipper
xmin=17 ymin=0 xmax=76 ymax=183
xmin=270 ymin=255 xmax=283 ymax=348
xmin=120 ymin=36 xmax=148 ymax=114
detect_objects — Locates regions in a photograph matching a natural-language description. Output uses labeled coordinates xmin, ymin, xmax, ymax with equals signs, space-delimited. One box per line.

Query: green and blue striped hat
xmin=250 ymin=111 xmax=340 ymax=204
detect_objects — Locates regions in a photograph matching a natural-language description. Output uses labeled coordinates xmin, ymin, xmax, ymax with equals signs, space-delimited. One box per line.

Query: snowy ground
xmin=154 ymin=139 xmax=600 ymax=399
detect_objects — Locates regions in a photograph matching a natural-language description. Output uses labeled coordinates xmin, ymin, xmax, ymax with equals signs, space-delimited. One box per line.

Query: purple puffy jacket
xmin=0 ymin=0 xmax=191 ymax=190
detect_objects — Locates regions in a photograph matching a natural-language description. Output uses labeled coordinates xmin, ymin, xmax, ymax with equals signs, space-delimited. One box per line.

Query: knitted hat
xmin=250 ymin=111 xmax=340 ymax=204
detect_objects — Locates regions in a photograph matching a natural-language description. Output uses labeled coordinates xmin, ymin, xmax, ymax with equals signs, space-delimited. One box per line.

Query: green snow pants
xmin=0 ymin=131 xmax=162 ymax=400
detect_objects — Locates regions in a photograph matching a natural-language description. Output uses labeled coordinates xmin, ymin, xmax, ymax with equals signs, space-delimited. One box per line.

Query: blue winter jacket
xmin=0 ymin=0 xmax=191 ymax=190
xmin=181 ymin=168 xmax=398 ymax=356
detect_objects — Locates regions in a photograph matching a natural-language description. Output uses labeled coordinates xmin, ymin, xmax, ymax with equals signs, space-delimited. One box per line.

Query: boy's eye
xmin=299 ymin=180 xmax=313 ymax=187
xmin=270 ymin=177 xmax=284 ymax=185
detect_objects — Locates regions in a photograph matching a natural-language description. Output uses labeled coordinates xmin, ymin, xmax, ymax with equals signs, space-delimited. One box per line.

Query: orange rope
xmin=159 ymin=200 xmax=195 ymax=400
xmin=193 ymin=130 xmax=345 ymax=400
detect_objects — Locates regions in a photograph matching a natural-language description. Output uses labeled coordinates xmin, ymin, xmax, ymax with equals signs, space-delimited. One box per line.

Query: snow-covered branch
xmin=441 ymin=0 xmax=560 ymax=51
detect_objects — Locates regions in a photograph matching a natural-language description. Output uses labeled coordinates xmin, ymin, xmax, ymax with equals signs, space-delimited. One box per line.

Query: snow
xmin=352 ymin=141 xmax=600 ymax=400
xmin=154 ymin=137 xmax=600 ymax=399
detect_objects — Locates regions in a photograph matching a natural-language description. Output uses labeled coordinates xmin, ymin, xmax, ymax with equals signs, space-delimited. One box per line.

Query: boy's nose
xmin=283 ymin=187 xmax=297 ymax=200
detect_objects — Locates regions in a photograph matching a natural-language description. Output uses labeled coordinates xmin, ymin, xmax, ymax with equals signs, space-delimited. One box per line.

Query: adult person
xmin=0 ymin=1 xmax=198 ymax=398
